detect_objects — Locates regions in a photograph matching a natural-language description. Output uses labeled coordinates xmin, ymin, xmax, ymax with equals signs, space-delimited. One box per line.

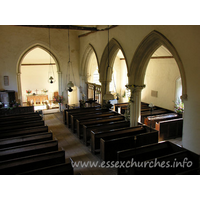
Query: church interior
xmin=1 ymin=0 xmax=200 ymax=198
xmin=0 ymin=23 xmax=200 ymax=194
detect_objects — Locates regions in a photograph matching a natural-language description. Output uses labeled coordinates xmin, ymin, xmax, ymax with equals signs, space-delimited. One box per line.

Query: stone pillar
xmin=100 ymin=80 xmax=111 ymax=106
xmin=127 ymin=85 xmax=146 ymax=127
xmin=16 ymin=72 xmax=22 ymax=105
xmin=58 ymin=71 xmax=62 ymax=96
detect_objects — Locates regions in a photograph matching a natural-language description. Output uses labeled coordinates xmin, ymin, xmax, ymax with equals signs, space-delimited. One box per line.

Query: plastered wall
xmin=141 ymin=58 xmax=180 ymax=110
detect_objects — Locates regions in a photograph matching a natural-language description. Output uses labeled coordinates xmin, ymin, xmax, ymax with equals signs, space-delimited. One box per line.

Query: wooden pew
xmin=144 ymin=113 xmax=179 ymax=128
xmin=0 ymin=150 xmax=66 ymax=175
xmin=63 ymin=107 xmax=100 ymax=125
xmin=19 ymin=161 xmax=74 ymax=175
xmin=0 ymin=140 xmax=58 ymax=162
xmin=90 ymin=124 xmax=143 ymax=154
xmin=113 ymin=103 xmax=129 ymax=114
xmin=0 ymin=125 xmax=48 ymax=139
xmin=83 ymin=120 xmax=130 ymax=146
xmin=155 ymin=118 xmax=183 ymax=141
xmin=0 ymin=120 xmax=45 ymax=133
xmin=71 ymin=111 xmax=117 ymax=133
xmin=0 ymin=132 xmax=52 ymax=149
xmin=100 ymin=126 xmax=158 ymax=161
xmin=0 ymin=112 xmax=41 ymax=122
xmin=76 ymin=115 xmax=125 ymax=139
xmin=140 ymin=109 xmax=172 ymax=123
xmin=0 ymin=115 xmax=43 ymax=127
xmin=83 ymin=120 xmax=130 ymax=147
xmin=117 ymin=141 xmax=199 ymax=175
xmin=68 ymin=108 xmax=104 ymax=128
xmin=0 ymin=106 xmax=35 ymax=116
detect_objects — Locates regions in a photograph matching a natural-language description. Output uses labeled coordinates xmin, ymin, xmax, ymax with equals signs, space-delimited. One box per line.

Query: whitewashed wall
xmin=141 ymin=58 xmax=180 ymax=110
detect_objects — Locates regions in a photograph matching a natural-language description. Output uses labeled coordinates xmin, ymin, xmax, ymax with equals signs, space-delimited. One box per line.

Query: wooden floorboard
xmin=43 ymin=112 xmax=117 ymax=175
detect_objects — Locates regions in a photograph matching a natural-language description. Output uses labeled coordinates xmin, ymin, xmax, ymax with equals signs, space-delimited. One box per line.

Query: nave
xmin=44 ymin=111 xmax=186 ymax=175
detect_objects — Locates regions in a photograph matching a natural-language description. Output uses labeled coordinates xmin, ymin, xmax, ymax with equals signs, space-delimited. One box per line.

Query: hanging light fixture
xmin=48 ymin=26 xmax=56 ymax=84
xmin=103 ymin=25 xmax=114 ymax=102
xmin=67 ymin=29 xmax=75 ymax=92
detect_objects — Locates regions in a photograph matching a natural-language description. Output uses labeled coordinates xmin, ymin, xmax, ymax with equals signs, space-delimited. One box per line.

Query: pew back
xmin=0 ymin=140 xmax=58 ymax=162
xmin=77 ymin=115 xmax=125 ymax=138
xmin=0 ymin=125 xmax=48 ymax=139
xmin=0 ymin=150 xmax=66 ymax=175
xmin=117 ymin=141 xmax=199 ymax=175
xmin=155 ymin=118 xmax=183 ymax=141
xmin=0 ymin=132 xmax=52 ymax=149
xmin=100 ymin=129 xmax=158 ymax=161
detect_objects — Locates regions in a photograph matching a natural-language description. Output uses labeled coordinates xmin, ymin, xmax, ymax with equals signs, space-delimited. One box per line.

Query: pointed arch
xmin=80 ymin=44 xmax=99 ymax=79
xmin=129 ymin=30 xmax=187 ymax=100
xmin=16 ymin=44 xmax=62 ymax=104
xmin=99 ymin=38 xmax=129 ymax=83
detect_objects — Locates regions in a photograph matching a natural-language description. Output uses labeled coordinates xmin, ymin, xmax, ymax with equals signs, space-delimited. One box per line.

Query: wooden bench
xmin=71 ymin=111 xmax=118 ymax=133
xmin=0 ymin=140 xmax=58 ymax=162
xmin=0 ymin=132 xmax=52 ymax=149
xmin=114 ymin=103 xmax=129 ymax=114
xmin=0 ymin=150 xmax=66 ymax=175
xmin=18 ymin=161 xmax=74 ymax=175
xmin=0 ymin=120 xmax=45 ymax=133
xmin=76 ymin=115 xmax=125 ymax=139
xmin=0 ymin=125 xmax=48 ymax=139
xmin=117 ymin=141 xmax=199 ymax=175
xmin=144 ymin=113 xmax=179 ymax=128
xmin=0 ymin=115 xmax=43 ymax=127
xmin=155 ymin=118 xmax=183 ymax=141
xmin=90 ymin=124 xmax=144 ymax=154
xmin=83 ymin=120 xmax=130 ymax=146
xmin=0 ymin=112 xmax=39 ymax=121
xmin=67 ymin=108 xmax=104 ymax=128
xmin=63 ymin=107 xmax=100 ymax=125
xmin=141 ymin=109 xmax=172 ymax=123
xmin=100 ymin=126 xmax=158 ymax=161
xmin=0 ymin=106 xmax=35 ymax=116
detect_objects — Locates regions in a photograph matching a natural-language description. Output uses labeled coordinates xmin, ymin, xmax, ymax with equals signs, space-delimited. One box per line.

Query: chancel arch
xmin=129 ymin=30 xmax=187 ymax=126
xmin=16 ymin=44 xmax=61 ymax=106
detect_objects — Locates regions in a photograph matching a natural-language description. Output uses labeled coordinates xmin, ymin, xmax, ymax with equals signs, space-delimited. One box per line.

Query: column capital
xmin=125 ymin=84 xmax=146 ymax=92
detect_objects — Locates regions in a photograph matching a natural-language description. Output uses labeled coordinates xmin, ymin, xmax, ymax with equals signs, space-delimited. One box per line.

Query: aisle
xmin=43 ymin=112 xmax=117 ymax=175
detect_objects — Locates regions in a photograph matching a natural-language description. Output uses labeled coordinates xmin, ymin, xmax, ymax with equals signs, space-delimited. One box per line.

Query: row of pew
xmin=0 ymin=111 xmax=74 ymax=175
xmin=64 ymin=105 xmax=199 ymax=175
xmin=114 ymin=102 xmax=183 ymax=141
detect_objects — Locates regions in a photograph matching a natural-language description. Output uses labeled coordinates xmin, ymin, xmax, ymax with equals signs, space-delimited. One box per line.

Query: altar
xmin=27 ymin=94 xmax=48 ymax=105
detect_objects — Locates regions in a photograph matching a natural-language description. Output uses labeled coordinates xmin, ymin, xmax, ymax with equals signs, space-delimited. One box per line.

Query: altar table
xmin=27 ymin=95 xmax=48 ymax=105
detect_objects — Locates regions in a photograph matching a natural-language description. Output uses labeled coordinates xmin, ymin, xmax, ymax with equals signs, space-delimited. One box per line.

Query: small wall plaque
xmin=4 ymin=76 xmax=9 ymax=86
